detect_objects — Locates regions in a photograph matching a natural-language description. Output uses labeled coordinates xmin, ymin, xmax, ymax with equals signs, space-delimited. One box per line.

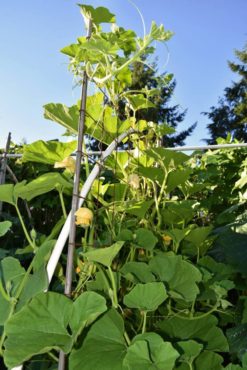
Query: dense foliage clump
xmin=0 ymin=4 xmax=247 ymax=370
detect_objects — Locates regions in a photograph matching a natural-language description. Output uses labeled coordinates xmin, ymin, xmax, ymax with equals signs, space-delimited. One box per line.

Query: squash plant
xmin=0 ymin=4 xmax=247 ymax=370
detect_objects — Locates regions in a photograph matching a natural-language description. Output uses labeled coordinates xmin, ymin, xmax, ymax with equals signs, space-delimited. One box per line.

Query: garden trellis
xmin=1 ymin=3 xmax=247 ymax=370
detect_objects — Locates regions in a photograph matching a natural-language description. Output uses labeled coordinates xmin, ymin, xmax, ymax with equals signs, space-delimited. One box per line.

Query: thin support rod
xmin=1 ymin=142 xmax=247 ymax=160
xmin=58 ymin=19 xmax=93 ymax=370
xmin=166 ymin=143 xmax=247 ymax=151
xmin=0 ymin=133 xmax=11 ymax=213
xmin=64 ymin=18 xmax=92 ymax=298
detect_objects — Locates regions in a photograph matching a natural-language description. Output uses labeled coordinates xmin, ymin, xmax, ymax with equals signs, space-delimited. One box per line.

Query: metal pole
xmin=58 ymin=18 xmax=92 ymax=370
xmin=0 ymin=133 xmax=11 ymax=213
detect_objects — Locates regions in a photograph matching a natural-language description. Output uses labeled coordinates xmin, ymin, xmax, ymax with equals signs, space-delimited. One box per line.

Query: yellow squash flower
xmin=128 ymin=174 xmax=140 ymax=189
xmin=75 ymin=207 xmax=93 ymax=227
xmin=54 ymin=156 xmax=76 ymax=173
xmin=162 ymin=234 xmax=172 ymax=246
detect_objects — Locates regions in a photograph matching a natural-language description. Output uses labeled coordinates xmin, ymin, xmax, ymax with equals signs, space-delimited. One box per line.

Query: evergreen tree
xmin=123 ymin=58 xmax=197 ymax=147
xmin=204 ymin=45 xmax=247 ymax=144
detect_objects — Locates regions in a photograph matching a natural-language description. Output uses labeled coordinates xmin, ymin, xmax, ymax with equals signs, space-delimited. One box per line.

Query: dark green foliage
xmin=205 ymin=45 xmax=247 ymax=144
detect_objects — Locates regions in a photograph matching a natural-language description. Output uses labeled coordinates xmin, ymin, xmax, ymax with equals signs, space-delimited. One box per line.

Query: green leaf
xmin=4 ymin=292 xmax=72 ymax=368
xmin=117 ymin=229 xmax=133 ymax=242
xmin=43 ymin=102 xmax=79 ymax=134
xmin=117 ymin=67 xmax=132 ymax=86
xmin=177 ymin=340 xmax=203 ymax=362
xmin=120 ymin=262 xmax=155 ymax=283
xmin=166 ymin=169 xmax=192 ymax=193
xmin=125 ymin=199 xmax=154 ymax=219
xmin=126 ymin=94 xmax=155 ymax=111
xmin=16 ymin=266 xmax=48 ymax=311
xmin=149 ymin=254 xmax=202 ymax=302
xmin=165 ymin=227 xmax=191 ymax=247
xmin=83 ymin=241 xmax=124 ymax=267
xmin=185 ymin=226 xmax=213 ymax=247
xmin=0 ymin=220 xmax=12 ymax=237
xmin=179 ymin=181 xmax=205 ymax=197
xmin=134 ymin=228 xmax=158 ymax=250
xmin=0 ymin=184 xmax=15 ymax=205
xmin=150 ymin=21 xmax=173 ymax=41
xmin=32 ymin=240 xmax=56 ymax=272
xmin=146 ymin=148 xmax=189 ymax=171
xmin=158 ymin=315 xmax=229 ymax=352
xmin=227 ymin=324 xmax=247 ymax=360
xmin=138 ymin=166 xmax=164 ymax=185
xmin=194 ymin=351 xmax=223 ymax=370
xmin=235 ymin=169 xmax=247 ymax=189
xmin=211 ymin=229 xmax=247 ymax=275
xmin=44 ymin=94 xmax=132 ymax=144
xmin=124 ymin=333 xmax=179 ymax=370
xmin=70 ymin=291 xmax=107 ymax=343
xmin=0 ymin=257 xmax=25 ymax=325
xmin=22 ymin=140 xmax=77 ymax=164
xmin=123 ymin=282 xmax=167 ymax=311
xmin=224 ymin=364 xmax=243 ymax=370
xmin=79 ymin=5 xmax=116 ymax=25
xmin=162 ymin=201 xmax=198 ymax=226
xmin=69 ymin=309 xmax=126 ymax=370
xmin=86 ymin=271 xmax=120 ymax=294
xmin=4 ymin=291 xmax=107 ymax=368
xmin=15 ymin=172 xmax=72 ymax=201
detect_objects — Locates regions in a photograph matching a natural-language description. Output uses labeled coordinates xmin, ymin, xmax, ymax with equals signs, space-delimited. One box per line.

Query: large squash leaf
xmin=69 ymin=309 xmax=127 ymax=370
xmin=149 ymin=253 xmax=202 ymax=302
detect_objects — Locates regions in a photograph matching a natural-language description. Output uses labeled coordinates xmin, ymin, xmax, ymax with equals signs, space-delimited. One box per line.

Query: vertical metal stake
xmin=0 ymin=132 xmax=11 ymax=214
xmin=58 ymin=19 xmax=92 ymax=370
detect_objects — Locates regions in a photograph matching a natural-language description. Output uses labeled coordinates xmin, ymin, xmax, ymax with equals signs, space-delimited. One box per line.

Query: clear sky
xmin=0 ymin=0 xmax=246 ymax=148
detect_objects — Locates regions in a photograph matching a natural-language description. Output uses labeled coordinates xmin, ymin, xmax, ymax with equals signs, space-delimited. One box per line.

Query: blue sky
xmin=0 ymin=0 xmax=246 ymax=148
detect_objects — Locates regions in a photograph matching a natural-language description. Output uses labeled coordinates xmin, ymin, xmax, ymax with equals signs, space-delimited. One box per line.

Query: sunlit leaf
xmin=0 ymin=184 xmax=15 ymax=205
xmin=0 ymin=220 xmax=12 ymax=237
xmin=78 ymin=5 xmax=116 ymax=25
xmin=22 ymin=140 xmax=77 ymax=164
xmin=150 ymin=21 xmax=173 ymax=41
xmin=15 ymin=173 xmax=72 ymax=201
xmin=126 ymin=94 xmax=155 ymax=111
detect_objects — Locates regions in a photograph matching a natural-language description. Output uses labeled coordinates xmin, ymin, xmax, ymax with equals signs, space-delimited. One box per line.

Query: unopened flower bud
xmin=128 ymin=174 xmax=140 ymax=190
xmin=54 ymin=156 xmax=76 ymax=173
xmin=75 ymin=207 xmax=93 ymax=227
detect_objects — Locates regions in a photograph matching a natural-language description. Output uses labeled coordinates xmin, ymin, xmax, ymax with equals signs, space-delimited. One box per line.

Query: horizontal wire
xmin=1 ymin=142 xmax=247 ymax=159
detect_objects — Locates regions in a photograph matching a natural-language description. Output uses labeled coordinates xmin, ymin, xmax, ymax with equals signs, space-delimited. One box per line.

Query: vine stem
xmin=108 ymin=266 xmax=118 ymax=308
xmin=58 ymin=191 xmax=67 ymax=219
xmin=172 ymin=302 xmax=219 ymax=321
xmin=141 ymin=311 xmax=147 ymax=334
xmin=15 ymin=204 xmax=35 ymax=249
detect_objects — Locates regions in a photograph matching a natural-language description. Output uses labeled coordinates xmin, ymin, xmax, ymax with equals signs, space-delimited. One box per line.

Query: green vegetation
xmin=0 ymin=4 xmax=247 ymax=370
xmin=205 ymin=44 xmax=247 ymax=144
